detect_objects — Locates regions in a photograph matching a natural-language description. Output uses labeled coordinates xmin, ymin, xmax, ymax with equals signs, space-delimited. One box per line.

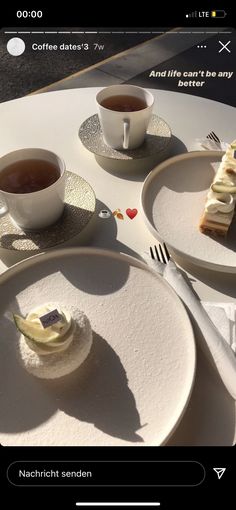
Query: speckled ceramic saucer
xmin=0 ymin=172 xmax=96 ymax=252
xmin=78 ymin=114 xmax=171 ymax=160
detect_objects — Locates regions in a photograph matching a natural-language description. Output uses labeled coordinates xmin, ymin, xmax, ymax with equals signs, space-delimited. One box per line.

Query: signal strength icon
xmin=186 ymin=12 xmax=197 ymax=18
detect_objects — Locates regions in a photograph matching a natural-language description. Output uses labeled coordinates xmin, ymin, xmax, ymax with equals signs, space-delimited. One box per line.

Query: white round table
xmin=0 ymin=88 xmax=235 ymax=445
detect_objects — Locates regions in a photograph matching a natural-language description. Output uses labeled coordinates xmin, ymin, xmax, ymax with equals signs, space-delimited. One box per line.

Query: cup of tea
xmin=96 ymin=84 xmax=154 ymax=150
xmin=0 ymin=148 xmax=66 ymax=230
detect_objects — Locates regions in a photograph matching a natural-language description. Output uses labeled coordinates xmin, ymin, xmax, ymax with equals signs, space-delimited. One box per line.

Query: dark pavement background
xmin=0 ymin=29 xmax=235 ymax=107
xmin=0 ymin=30 xmax=155 ymax=102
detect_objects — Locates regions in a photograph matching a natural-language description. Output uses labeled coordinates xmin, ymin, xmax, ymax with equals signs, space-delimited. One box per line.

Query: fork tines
xmin=150 ymin=243 xmax=170 ymax=264
xmin=150 ymin=246 xmax=155 ymax=260
xmin=206 ymin=131 xmax=221 ymax=144
xmin=163 ymin=242 xmax=170 ymax=262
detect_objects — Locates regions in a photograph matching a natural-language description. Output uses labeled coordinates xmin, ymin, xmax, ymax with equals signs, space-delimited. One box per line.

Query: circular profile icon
xmin=7 ymin=37 xmax=25 ymax=56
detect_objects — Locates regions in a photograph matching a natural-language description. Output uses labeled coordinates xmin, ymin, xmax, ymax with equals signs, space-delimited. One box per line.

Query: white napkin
xmin=202 ymin=302 xmax=236 ymax=353
xmin=163 ymin=261 xmax=236 ymax=399
xmin=146 ymin=257 xmax=236 ymax=399
xmin=194 ymin=138 xmax=229 ymax=152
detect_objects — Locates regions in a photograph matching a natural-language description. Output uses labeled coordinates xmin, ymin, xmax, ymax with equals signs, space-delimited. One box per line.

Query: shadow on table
xmin=166 ymin=342 xmax=236 ymax=446
xmin=0 ymin=303 xmax=56 ymax=433
xmin=207 ymin=220 xmax=236 ymax=254
xmin=174 ymin=253 xmax=236 ymax=300
xmin=0 ymin=199 xmax=142 ymax=270
xmin=0 ymin=201 xmax=95 ymax=264
xmin=0 ymin=200 xmax=134 ymax=295
xmin=0 ymin=317 xmax=143 ymax=443
xmin=58 ymin=198 xmax=143 ymax=295
xmin=44 ymin=332 xmax=144 ymax=443
xmin=88 ymin=199 xmax=145 ymax=261
xmin=95 ymin=135 xmax=187 ymax=182
xmin=0 ymin=250 xmax=131 ymax=301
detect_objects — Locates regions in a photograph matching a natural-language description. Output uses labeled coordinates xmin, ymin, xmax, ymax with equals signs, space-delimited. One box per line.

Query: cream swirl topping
xmin=205 ymin=189 xmax=235 ymax=213
xmin=205 ymin=140 xmax=236 ymax=212
xmin=24 ymin=304 xmax=75 ymax=355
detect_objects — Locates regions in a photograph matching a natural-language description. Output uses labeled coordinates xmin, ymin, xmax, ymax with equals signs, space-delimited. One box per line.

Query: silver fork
xmin=148 ymin=242 xmax=236 ymax=399
xmin=150 ymin=243 xmax=170 ymax=264
xmin=148 ymin=243 xmax=174 ymax=276
xmin=206 ymin=131 xmax=221 ymax=144
xmin=205 ymin=131 xmax=222 ymax=150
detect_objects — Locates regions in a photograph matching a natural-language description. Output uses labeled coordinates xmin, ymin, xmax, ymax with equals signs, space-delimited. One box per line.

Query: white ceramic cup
xmin=96 ymin=85 xmax=154 ymax=150
xmin=0 ymin=148 xmax=66 ymax=230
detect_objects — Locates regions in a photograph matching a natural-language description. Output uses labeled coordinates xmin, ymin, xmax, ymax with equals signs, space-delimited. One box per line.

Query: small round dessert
xmin=15 ymin=304 xmax=93 ymax=379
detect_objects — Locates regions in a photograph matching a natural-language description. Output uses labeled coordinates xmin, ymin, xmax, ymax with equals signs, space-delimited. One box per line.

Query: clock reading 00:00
xmin=16 ymin=10 xmax=43 ymax=18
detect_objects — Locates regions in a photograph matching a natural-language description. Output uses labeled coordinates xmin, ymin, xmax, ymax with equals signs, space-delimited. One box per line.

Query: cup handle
xmin=0 ymin=193 xmax=8 ymax=217
xmin=123 ymin=119 xmax=130 ymax=149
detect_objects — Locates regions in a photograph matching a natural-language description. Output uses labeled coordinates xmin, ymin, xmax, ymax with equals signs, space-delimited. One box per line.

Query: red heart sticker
xmin=126 ymin=208 xmax=138 ymax=220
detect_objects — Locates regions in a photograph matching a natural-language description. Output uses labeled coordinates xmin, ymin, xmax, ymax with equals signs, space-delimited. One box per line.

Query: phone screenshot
xmin=0 ymin=6 xmax=235 ymax=509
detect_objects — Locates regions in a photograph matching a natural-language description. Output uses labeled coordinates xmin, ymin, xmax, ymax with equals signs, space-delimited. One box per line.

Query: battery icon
xmin=211 ymin=10 xmax=227 ymax=18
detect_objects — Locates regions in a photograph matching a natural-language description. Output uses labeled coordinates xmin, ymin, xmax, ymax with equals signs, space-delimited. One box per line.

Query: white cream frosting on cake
xmin=200 ymin=141 xmax=236 ymax=235
xmin=204 ymin=141 xmax=236 ymax=214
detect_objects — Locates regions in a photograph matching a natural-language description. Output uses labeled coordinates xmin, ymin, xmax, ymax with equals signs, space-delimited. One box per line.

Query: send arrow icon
xmin=213 ymin=468 xmax=226 ymax=479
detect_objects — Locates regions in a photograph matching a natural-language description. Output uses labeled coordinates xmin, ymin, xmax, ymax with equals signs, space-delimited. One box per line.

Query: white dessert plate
xmin=141 ymin=150 xmax=236 ymax=272
xmin=0 ymin=247 xmax=195 ymax=446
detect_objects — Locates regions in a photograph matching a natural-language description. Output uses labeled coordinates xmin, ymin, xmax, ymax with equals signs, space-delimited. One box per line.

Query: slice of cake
xmin=199 ymin=140 xmax=236 ymax=236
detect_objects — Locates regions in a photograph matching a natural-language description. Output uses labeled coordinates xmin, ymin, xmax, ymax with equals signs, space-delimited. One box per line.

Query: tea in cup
xmin=0 ymin=148 xmax=66 ymax=230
